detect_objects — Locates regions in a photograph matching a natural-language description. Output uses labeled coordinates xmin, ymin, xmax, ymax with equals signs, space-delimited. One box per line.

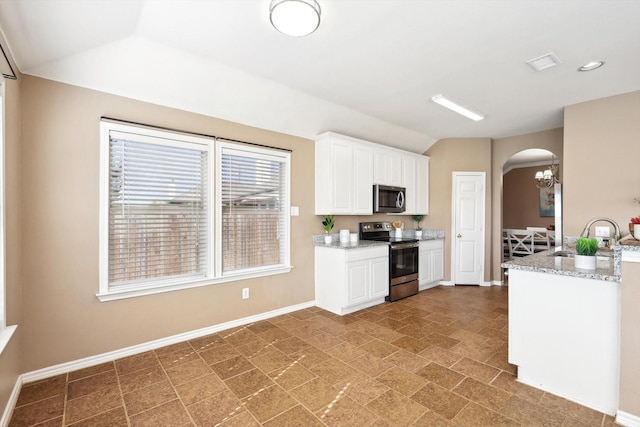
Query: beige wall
xmin=425 ymin=138 xmax=492 ymax=283
xmin=503 ymin=165 xmax=559 ymax=229
xmin=563 ymin=91 xmax=640 ymax=236
xmin=19 ymin=76 xmax=316 ymax=371
xmin=491 ymin=128 xmax=563 ymax=281
xmin=563 ymin=90 xmax=640 ymax=418
xmin=0 ymin=73 xmax=23 ymax=413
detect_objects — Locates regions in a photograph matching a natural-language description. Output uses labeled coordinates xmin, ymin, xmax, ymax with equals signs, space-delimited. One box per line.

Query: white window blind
xmin=108 ymin=131 xmax=209 ymax=288
xmin=220 ymin=144 xmax=289 ymax=274
xmin=99 ymin=120 xmax=291 ymax=301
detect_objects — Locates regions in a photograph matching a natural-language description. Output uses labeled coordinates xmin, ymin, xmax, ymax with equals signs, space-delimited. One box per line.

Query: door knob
xmin=457 ymin=234 xmax=462 ymax=238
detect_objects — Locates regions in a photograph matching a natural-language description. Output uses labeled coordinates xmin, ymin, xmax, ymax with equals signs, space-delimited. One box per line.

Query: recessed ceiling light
xmin=431 ymin=94 xmax=484 ymax=121
xmin=526 ymin=52 xmax=561 ymax=72
xmin=578 ymin=61 xmax=604 ymax=72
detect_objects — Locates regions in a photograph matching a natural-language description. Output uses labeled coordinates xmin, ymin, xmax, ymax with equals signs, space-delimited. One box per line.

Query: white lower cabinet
xmin=315 ymin=245 xmax=389 ymax=315
xmin=419 ymin=239 xmax=444 ymax=289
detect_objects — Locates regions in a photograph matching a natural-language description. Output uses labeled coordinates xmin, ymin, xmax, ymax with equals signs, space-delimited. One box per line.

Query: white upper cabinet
xmin=315 ymin=132 xmax=428 ymax=216
xmin=401 ymin=154 xmax=417 ymax=214
xmin=352 ymin=144 xmax=374 ymax=214
xmin=315 ymin=132 xmax=373 ymax=215
xmin=415 ymin=155 xmax=429 ymax=215
xmin=373 ymin=148 xmax=402 ymax=187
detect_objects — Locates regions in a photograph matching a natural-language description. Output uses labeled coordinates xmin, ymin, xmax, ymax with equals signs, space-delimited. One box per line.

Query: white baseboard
xmin=0 ymin=377 xmax=22 ymax=427
xmin=18 ymin=300 xmax=315 ymax=385
xmin=617 ymin=410 xmax=640 ymax=427
xmin=440 ymin=281 xmax=502 ymax=287
xmin=419 ymin=281 xmax=441 ymax=291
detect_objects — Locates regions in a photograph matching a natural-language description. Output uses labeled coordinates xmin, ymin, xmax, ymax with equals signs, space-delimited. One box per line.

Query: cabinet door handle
xmin=457 ymin=234 xmax=462 ymax=238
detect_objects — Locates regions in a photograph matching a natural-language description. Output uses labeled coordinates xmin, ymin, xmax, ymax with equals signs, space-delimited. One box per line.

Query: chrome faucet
xmin=580 ymin=217 xmax=621 ymax=246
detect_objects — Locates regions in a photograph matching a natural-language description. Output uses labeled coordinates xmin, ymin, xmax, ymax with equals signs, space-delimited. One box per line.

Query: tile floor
xmin=9 ymin=285 xmax=616 ymax=426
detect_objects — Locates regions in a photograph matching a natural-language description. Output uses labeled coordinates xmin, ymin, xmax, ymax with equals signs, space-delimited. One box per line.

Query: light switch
xmin=290 ymin=206 xmax=299 ymax=216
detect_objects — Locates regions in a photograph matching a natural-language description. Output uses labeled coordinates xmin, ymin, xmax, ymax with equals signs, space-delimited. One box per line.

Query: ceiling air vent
xmin=526 ymin=52 xmax=561 ymax=72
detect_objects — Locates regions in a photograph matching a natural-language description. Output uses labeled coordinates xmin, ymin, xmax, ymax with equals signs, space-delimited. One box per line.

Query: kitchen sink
xmin=548 ymin=250 xmax=613 ymax=260
xmin=550 ymin=251 xmax=574 ymax=258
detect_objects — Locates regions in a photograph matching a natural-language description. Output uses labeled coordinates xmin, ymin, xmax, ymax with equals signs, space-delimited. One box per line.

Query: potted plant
xmin=412 ymin=214 xmax=424 ymax=238
xmin=575 ymin=236 xmax=599 ymax=270
xmin=322 ymin=215 xmax=335 ymax=244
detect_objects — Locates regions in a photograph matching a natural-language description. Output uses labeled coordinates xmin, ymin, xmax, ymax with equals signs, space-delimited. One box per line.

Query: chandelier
xmin=534 ymin=155 xmax=560 ymax=188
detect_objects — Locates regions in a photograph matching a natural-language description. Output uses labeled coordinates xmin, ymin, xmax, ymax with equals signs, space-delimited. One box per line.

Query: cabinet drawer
xmin=419 ymin=239 xmax=443 ymax=251
xmin=345 ymin=246 xmax=389 ymax=262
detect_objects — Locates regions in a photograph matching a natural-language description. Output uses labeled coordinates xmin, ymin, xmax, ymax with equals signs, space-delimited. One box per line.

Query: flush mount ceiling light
xmin=270 ymin=0 xmax=321 ymax=37
xmin=431 ymin=94 xmax=484 ymax=121
xmin=578 ymin=61 xmax=604 ymax=72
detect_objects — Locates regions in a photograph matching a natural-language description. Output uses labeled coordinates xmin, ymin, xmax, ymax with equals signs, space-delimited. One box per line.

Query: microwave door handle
xmin=397 ymin=191 xmax=404 ymax=208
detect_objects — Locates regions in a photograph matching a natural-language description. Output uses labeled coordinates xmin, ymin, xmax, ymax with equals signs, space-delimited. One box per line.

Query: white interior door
xmin=452 ymin=172 xmax=485 ymax=285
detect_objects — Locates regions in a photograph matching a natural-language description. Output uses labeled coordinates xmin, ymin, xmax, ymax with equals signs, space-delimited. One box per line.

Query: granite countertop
xmin=502 ymin=246 xmax=619 ymax=282
xmin=313 ymin=239 xmax=389 ymax=249
xmin=312 ymin=229 xmax=445 ymax=249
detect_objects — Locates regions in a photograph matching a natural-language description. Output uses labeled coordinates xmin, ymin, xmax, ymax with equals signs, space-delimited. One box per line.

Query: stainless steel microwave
xmin=373 ymin=185 xmax=406 ymax=213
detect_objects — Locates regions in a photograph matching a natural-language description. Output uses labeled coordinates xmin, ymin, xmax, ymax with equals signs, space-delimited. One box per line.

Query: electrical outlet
xmin=242 ymin=288 xmax=249 ymax=299
xmin=595 ymin=226 xmax=610 ymax=237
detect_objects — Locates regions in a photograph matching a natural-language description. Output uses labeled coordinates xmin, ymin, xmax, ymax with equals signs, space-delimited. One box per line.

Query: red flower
xmin=631 ymin=217 xmax=640 ymax=224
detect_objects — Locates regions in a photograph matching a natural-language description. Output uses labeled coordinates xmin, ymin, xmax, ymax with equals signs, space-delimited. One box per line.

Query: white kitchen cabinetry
xmin=419 ymin=239 xmax=443 ymax=289
xmin=315 ymin=245 xmax=389 ymax=315
xmin=401 ymin=154 xmax=417 ymax=214
xmin=508 ymin=268 xmax=620 ymax=414
xmin=375 ymin=149 xmax=429 ymax=215
xmin=315 ymin=132 xmax=429 ymax=215
xmin=415 ymin=155 xmax=429 ymax=215
xmin=373 ymin=148 xmax=402 ymax=187
xmin=315 ymin=133 xmax=373 ymax=215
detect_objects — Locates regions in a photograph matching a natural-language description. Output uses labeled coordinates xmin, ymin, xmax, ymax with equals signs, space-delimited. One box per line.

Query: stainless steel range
xmin=359 ymin=221 xmax=419 ymax=301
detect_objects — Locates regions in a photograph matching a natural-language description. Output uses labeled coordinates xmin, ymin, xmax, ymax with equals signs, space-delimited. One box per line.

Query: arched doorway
xmin=502 ymin=149 xmax=562 ymax=262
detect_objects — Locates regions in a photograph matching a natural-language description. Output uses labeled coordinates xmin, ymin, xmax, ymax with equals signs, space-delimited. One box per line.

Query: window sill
xmin=0 ymin=325 xmax=17 ymax=355
xmin=97 ymin=266 xmax=293 ymax=302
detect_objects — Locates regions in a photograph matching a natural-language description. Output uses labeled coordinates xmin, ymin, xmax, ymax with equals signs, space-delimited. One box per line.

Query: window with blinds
xmin=219 ymin=143 xmax=290 ymax=274
xmin=99 ymin=121 xmax=291 ymax=301
xmin=105 ymin=126 xmax=210 ymax=289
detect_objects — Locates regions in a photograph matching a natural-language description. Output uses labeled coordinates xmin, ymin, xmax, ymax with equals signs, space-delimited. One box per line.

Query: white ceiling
xmin=1 ymin=0 xmax=639 ymax=154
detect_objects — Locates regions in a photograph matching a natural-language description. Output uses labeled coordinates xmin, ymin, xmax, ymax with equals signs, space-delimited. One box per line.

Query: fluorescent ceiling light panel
xmin=431 ymin=94 xmax=484 ymax=121
xmin=526 ymin=52 xmax=561 ymax=71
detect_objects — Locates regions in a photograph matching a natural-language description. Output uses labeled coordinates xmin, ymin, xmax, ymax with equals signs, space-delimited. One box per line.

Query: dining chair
xmin=507 ymin=229 xmax=535 ymax=257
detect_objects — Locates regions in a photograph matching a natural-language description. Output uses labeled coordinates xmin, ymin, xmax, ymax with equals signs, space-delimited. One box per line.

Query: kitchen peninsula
xmin=502 ymin=242 xmax=640 ymax=416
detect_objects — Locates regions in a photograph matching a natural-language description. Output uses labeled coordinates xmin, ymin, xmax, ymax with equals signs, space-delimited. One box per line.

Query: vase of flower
xmin=631 ymin=216 xmax=640 ymax=239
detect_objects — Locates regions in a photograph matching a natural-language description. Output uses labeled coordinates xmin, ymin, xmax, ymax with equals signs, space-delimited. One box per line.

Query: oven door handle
xmin=391 ymin=242 xmax=419 ymax=250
